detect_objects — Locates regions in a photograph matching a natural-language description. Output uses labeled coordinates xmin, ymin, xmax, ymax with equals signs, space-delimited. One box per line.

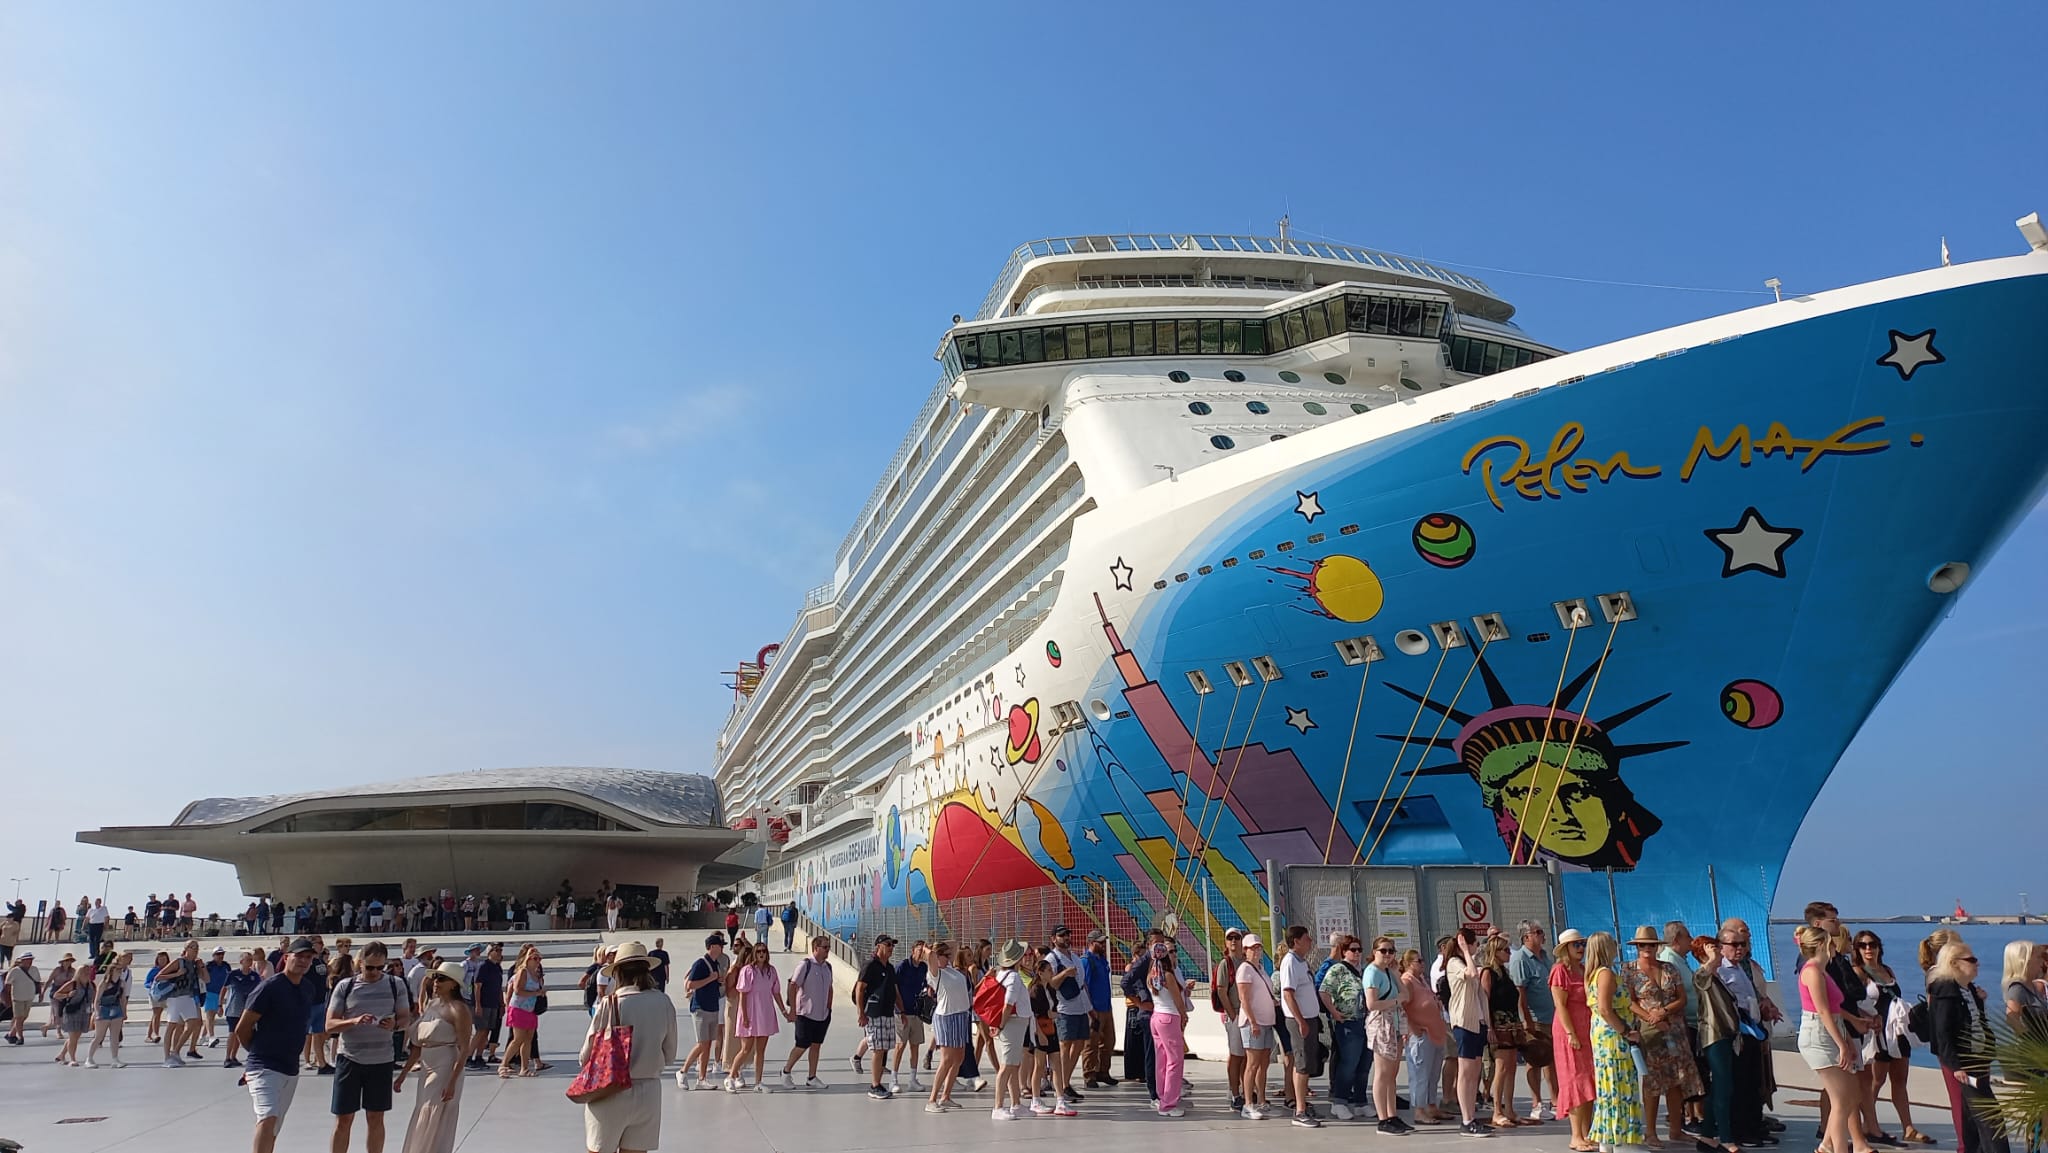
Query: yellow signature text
xmin=1461 ymin=422 xmax=1663 ymax=511
xmin=1462 ymin=415 xmax=1894 ymax=510
xmin=1678 ymin=416 xmax=1889 ymax=481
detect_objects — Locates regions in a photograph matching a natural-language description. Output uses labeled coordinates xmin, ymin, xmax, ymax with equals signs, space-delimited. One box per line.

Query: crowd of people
xmin=4 ymin=899 xmax=2045 ymax=1153
xmin=0 ymin=883 xmax=772 ymax=954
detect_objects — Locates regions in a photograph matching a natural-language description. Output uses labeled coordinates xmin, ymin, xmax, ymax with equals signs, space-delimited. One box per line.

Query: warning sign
xmin=1457 ymin=890 xmax=1493 ymax=936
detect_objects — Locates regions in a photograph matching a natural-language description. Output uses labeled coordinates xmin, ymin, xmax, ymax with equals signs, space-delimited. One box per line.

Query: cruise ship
xmin=714 ymin=222 xmax=2048 ymax=951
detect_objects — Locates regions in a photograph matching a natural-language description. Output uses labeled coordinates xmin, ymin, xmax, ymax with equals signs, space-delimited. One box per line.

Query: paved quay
xmin=0 ymin=1008 xmax=1963 ymax=1153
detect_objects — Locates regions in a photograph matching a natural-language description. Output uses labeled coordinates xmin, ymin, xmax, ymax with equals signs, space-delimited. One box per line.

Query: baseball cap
xmin=1224 ymin=926 xmax=1244 ymax=939
xmin=875 ymin=934 xmax=897 ymax=946
xmin=1086 ymin=929 xmax=1107 ymax=943
xmin=1241 ymin=933 xmax=1263 ymax=948
xmin=287 ymin=936 xmax=317 ymax=954
xmin=704 ymin=933 xmax=726 ymax=947
xmin=212 ymin=947 xmax=226 ymax=955
xmin=1051 ymin=924 xmax=1070 ymax=937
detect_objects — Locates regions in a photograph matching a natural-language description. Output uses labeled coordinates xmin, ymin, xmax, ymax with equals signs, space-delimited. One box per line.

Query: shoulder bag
xmin=565 ymin=992 xmax=633 ymax=1104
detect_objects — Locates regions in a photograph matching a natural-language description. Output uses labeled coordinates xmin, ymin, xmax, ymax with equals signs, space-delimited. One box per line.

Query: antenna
xmin=1277 ymin=213 xmax=1291 ymax=241
xmin=1764 ymin=277 xmax=1782 ymax=303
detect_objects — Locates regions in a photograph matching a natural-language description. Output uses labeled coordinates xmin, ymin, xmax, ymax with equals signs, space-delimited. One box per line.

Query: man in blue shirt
xmin=890 ymin=941 xmax=930 ymax=1094
xmin=1509 ymin=920 xmax=1558 ymax=1122
xmin=232 ymin=937 xmax=318 ymax=1153
xmin=678 ymin=934 xmax=728 ymax=1088
xmin=1082 ymin=929 xmax=1118 ymax=1087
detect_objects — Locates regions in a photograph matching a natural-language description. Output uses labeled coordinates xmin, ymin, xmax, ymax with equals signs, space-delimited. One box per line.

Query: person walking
xmin=854 ymin=935 xmax=901 ymax=1100
xmin=1511 ymin=920 xmax=1560 ymax=1122
xmin=394 ymin=961 xmax=470 ymax=1153
xmin=1552 ymin=929 xmax=1599 ymax=1151
xmin=4 ymin=951 xmax=38 ymax=1046
xmin=604 ymin=894 xmax=622 ymax=933
xmin=890 ymin=940 xmax=931 ymax=1095
xmin=576 ymin=942 xmax=675 ymax=1153
xmin=86 ymin=951 xmax=133 ymax=1067
xmin=1588 ymin=931 xmax=1648 ymax=1152
xmin=926 ymin=942 xmax=971 ymax=1112
xmin=988 ymin=939 xmax=1032 ymax=1121
xmin=728 ymin=941 xmax=783 ymax=1093
xmin=774 ymin=937 xmax=831 ymax=1089
xmin=1627 ymin=925 xmax=1703 ymax=1146
xmin=84 ymin=899 xmax=109 ymax=960
xmin=678 ymin=934 xmax=729 ymax=1089
xmin=234 ymin=937 xmax=320 ymax=1153
xmin=1236 ymin=933 xmax=1278 ymax=1120
xmin=780 ymin=903 xmax=798 ymax=952
xmin=156 ymin=940 xmax=207 ymax=1066
xmin=203 ymin=946 xmax=231 ymax=1047
xmin=466 ymin=943 xmax=504 ymax=1068
xmin=52 ymin=960 xmax=91 ymax=1066
xmin=499 ymin=945 xmax=546 ymax=1078
xmin=753 ymin=902 xmax=773 ymax=947
xmin=1927 ymin=941 xmax=2011 ymax=1153
xmin=222 ymin=950 xmax=263 ymax=1068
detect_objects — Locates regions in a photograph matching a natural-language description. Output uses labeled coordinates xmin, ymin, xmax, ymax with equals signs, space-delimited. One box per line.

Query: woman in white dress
xmin=397 ymin=961 xmax=473 ymax=1153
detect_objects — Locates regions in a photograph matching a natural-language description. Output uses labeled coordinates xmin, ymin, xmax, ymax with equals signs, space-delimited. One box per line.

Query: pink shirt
xmin=1401 ymin=971 xmax=1448 ymax=1045
xmin=735 ymin=962 xmax=781 ymax=1029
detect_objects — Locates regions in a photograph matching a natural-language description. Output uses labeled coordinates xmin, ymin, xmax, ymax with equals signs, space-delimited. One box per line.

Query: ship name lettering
xmin=1461 ymin=422 xmax=1662 ymax=511
xmin=1678 ymin=416 xmax=1889 ymax=481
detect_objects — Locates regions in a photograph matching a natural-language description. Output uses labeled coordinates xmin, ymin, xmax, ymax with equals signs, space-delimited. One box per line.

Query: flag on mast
xmin=1941 ymin=236 xmax=1951 ymax=267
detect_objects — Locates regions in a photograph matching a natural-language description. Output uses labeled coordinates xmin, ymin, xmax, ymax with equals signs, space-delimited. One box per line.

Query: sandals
xmin=518 ymin=1068 xmax=539 ymax=1078
xmin=1902 ymin=1131 xmax=1934 ymax=1146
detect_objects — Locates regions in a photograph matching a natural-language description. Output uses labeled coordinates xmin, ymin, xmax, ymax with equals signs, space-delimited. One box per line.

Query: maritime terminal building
xmin=77 ymin=767 xmax=758 ymax=904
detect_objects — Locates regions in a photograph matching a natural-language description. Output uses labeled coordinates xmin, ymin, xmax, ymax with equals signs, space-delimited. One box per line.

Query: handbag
xmin=565 ymin=993 xmax=633 ymax=1104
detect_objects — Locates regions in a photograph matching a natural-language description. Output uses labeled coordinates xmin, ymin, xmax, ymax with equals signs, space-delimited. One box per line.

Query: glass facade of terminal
xmin=251 ymin=800 xmax=640 ymax=834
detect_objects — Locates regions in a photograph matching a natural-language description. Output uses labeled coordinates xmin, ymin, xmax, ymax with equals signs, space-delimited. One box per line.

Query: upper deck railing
xmin=975 ymin=233 xmax=1500 ymax=321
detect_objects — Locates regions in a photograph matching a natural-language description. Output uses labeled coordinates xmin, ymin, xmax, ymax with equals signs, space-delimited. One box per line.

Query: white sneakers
xmin=1332 ymin=1103 xmax=1356 ymax=1121
xmin=1534 ymin=1103 xmax=1556 ymax=1122
xmin=806 ymin=1076 xmax=827 ymax=1090
xmin=991 ymin=1105 xmax=1018 ymax=1121
xmin=781 ymin=1072 xmax=798 ymax=1090
xmin=1030 ymin=1101 xmax=1055 ymax=1115
xmin=1159 ymin=1106 xmax=1187 ymax=1118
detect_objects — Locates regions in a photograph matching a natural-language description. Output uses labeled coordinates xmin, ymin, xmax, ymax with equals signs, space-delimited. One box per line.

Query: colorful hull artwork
xmin=796 ymin=262 xmax=2048 ymax=967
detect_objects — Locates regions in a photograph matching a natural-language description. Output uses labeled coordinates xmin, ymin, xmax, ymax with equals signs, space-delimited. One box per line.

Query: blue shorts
xmin=1451 ymin=1025 xmax=1487 ymax=1060
xmin=1056 ymin=1012 xmax=1091 ymax=1043
xmin=205 ymin=992 xmax=221 ymax=1012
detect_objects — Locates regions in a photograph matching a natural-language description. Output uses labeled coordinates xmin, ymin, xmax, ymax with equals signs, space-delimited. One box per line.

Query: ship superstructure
xmin=713 ymin=226 xmax=2048 ymax=957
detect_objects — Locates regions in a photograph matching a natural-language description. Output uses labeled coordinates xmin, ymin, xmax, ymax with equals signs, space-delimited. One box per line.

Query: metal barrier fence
xmin=1274 ymin=863 xmax=1566 ymax=967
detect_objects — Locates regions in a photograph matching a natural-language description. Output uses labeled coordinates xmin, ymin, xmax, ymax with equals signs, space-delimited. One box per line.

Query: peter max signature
xmin=1460 ymin=416 xmax=1896 ymax=511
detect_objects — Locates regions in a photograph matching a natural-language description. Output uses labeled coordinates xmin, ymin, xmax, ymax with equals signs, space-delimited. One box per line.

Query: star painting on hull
xmin=1110 ymin=557 xmax=1134 ymax=591
xmin=1877 ymin=328 xmax=1943 ymax=381
xmin=1295 ymin=490 xmax=1324 ymax=523
xmin=1704 ymin=506 xmax=1804 ymax=578
xmin=1386 ymin=650 xmax=1687 ymax=870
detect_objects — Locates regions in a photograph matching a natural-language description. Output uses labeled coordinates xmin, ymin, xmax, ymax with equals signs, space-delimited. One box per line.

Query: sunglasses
xmin=1344 ymin=946 xmax=1362 ymax=954
xmin=1376 ymin=947 xmax=1396 ymax=955
xmin=1960 ymin=956 xmax=1979 ymax=964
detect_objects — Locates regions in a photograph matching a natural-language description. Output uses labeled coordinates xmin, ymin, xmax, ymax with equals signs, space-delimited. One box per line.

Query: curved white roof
xmin=172 ymin=767 xmax=723 ymax=829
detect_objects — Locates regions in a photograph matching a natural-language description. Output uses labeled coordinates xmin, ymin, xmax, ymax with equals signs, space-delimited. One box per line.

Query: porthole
xmin=1323 ymin=371 xmax=1346 ymax=385
xmin=1303 ymin=402 xmax=1328 ymax=415
xmin=1350 ymin=403 xmax=1369 ymax=414
xmin=1400 ymin=378 xmax=1424 ymax=391
xmin=1278 ymin=370 xmax=1302 ymax=384
xmin=1223 ymin=370 xmax=1246 ymax=383
xmin=1246 ymin=400 xmax=1270 ymax=414
xmin=1174 ymin=572 xmax=1189 ymax=583
xmin=1168 ymin=370 xmax=1191 ymax=383
xmin=1209 ymin=434 xmax=1236 ymax=450
xmin=1395 ymin=629 xmax=1432 ymax=656
xmin=1187 ymin=401 xmax=1212 ymax=415
xmin=1089 ymin=699 xmax=1113 ymax=721
xmin=1153 ymin=580 xmax=1168 ymax=590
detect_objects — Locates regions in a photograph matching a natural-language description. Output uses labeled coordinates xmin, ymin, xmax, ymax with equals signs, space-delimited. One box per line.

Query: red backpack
xmin=973 ymin=972 xmax=1007 ymax=1031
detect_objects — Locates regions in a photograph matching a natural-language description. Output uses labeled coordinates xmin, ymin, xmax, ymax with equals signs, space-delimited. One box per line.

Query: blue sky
xmin=2 ymin=3 xmax=2042 ymax=921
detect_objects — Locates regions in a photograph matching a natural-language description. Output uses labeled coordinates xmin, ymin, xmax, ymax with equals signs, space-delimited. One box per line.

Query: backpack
xmin=1434 ymin=964 xmax=1452 ymax=1008
xmin=973 ymin=972 xmax=1006 ymax=1031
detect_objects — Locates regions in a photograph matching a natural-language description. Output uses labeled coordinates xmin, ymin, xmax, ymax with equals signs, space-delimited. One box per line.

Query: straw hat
xmin=1629 ymin=925 xmax=1663 ymax=947
xmin=429 ymin=961 xmax=467 ymax=994
xmin=1555 ymin=928 xmax=1586 ymax=946
xmin=995 ymin=939 xmax=1026 ymax=968
xmin=606 ymin=940 xmax=649 ymax=974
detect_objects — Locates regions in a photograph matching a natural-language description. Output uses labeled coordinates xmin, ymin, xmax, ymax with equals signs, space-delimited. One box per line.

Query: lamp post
xmin=98 ymin=866 xmax=122 ymax=902
xmin=48 ymin=867 xmax=70 ymax=943
xmin=7 ymin=877 xmax=27 ymax=901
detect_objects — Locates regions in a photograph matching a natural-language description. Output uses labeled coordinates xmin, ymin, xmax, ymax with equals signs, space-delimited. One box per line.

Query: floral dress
xmin=1590 ymin=967 xmax=1646 ymax=1147
xmin=1623 ymin=960 xmax=1703 ymax=1098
